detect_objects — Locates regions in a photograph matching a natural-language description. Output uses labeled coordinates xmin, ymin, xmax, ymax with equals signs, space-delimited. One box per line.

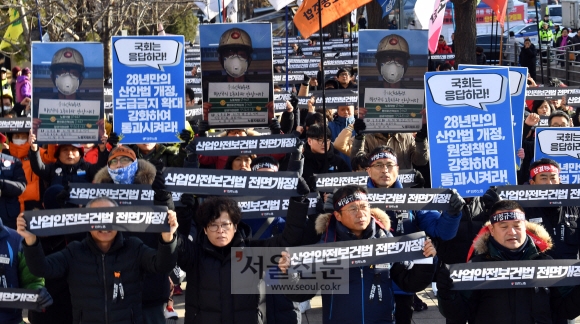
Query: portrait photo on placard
xmin=31 ymin=42 xmax=104 ymax=144
xmin=200 ymin=23 xmax=274 ymax=129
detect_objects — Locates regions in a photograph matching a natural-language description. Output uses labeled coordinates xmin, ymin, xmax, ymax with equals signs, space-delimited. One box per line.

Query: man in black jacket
xmin=0 ymin=149 xmax=26 ymax=229
xmin=302 ymin=124 xmax=351 ymax=181
xmin=519 ymin=38 xmax=537 ymax=81
xmin=437 ymin=200 xmax=580 ymax=324
xmin=17 ymin=197 xmax=178 ymax=324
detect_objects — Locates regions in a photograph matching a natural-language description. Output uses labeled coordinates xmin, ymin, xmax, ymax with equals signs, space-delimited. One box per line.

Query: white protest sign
xmin=508 ymin=70 xmax=525 ymax=96
xmin=537 ymin=129 xmax=580 ymax=159
xmin=426 ymin=73 xmax=508 ymax=111
xmin=114 ymin=39 xmax=182 ymax=71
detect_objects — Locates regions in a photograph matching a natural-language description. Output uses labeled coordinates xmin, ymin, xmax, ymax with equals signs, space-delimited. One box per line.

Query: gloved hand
xmin=152 ymin=171 xmax=167 ymax=192
xmin=149 ymin=158 xmax=165 ymax=173
xmin=415 ymin=124 xmax=428 ymax=142
xmin=198 ymin=121 xmax=210 ymax=137
xmin=56 ymin=183 xmax=71 ymax=208
xmin=447 ymin=189 xmax=465 ymax=216
xmin=482 ymin=187 xmax=500 ymax=211
xmin=180 ymin=193 xmax=196 ymax=208
xmin=179 ymin=129 xmax=193 ymax=149
xmin=269 ymin=118 xmax=282 ymax=135
xmin=306 ymin=175 xmax=318 ymax=193
xmin=353 ymin=118 xmax=366 ymax=136
xmin=323 ymin=192 xmax=334 ymax=213
xmin=436 ymin=264 xmax=456 ymax=299
xmin=185 ymin=140 xmax=197 ymax=157
xmin=293 ymin=176 xmax=310 ymax=201
xmin=108 ymin=132 xmax=121 ymax=148
xmin=290 ymin=139 xmax=303 ymax=161
xmin=35 ymin=287 xmax=54 ymax=311
xmin=411 ymin=169 xmax=425 ymax=188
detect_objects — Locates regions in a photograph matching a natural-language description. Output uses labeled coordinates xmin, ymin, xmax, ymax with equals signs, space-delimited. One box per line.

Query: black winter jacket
xmin=29 ymin=148 xmax=108 ymax=187
xmin=438 ymin=221 xmax=580 ymax=324
xmin=0 ymin=153 xmax=26 ymax=228
xmin=302 ymin=143 xmax=351 ymax=181
xmin=176 ymin=198 xmax=309 ymax=324
xmin=524 ymin=206 xmax=580 ymax=260
xmin=23 ymin=232 xmax=177 ymax=324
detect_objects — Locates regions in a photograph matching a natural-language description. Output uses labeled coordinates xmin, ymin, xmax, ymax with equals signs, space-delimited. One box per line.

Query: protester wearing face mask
xmin=1 ymin=90 xmax=13 ymax=117
xmin=375 ymin=34 xmax=411 ymax=88
xmin=6 ymin=131 xmax=57 ymax=212
xmin=202 ymin=28 xmax=275 ymax=132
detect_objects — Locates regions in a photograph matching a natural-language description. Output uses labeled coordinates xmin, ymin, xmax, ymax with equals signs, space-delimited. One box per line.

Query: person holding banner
xmin=302 ymin=124 xmax=351 ymax=181
xmin=17 ymin=197 xmax=179 ymax=324
xmin=282 ymin=185 xmax=437 ymax=324
xmin=0 ymin=215 xmax=53 ymax=324
xmin=175 ymin=184 xmax=310 ymax=324
xmin=365 ymin=146 xmax=464 ymax=323
xmin=436 ymin=200 xmax=580 ymax=324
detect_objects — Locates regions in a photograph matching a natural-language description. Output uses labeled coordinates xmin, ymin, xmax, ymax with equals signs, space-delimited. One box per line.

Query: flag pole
xmin=34 ymin=0 xmax=43 ymax=42
xmin=285 ymin=5 xmax=290 ymax=91
xmin=318 ymin=1 xmax=329 ymax=166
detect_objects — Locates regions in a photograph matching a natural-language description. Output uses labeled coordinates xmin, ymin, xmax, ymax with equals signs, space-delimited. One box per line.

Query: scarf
xmin=107 ymin=159 xmax=138 ymax=184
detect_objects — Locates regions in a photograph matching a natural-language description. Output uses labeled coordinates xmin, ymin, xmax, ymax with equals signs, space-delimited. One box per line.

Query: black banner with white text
xmin=0 ymin=288 xmax=42 ymax=309
xmin=163 ymin=168 xmax=299 ymax=196
xmin=525 ymin=87 xmax=580 ymax=100
xmin=233 ymin=193 xmax=319 ymax=219
xmin=194 ymin=134 xmax=299 ymax=156
xmin=314 ymin=170 xmax=417 ymax=191
xmin=496 ymin=184 xmax=580 ymax=207
xmin=449 ymin=259 xmax=580 ymax=290
xmin=23 ymin=206 xmax=170 ymax=236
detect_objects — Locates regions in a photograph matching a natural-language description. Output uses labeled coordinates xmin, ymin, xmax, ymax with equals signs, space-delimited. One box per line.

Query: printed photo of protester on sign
xmin=358 ymin=30 xmax=428 ymax=132
xmin=31 ymin=43 xmax=104 ymax=144
xmin=200 ymin=23 xmax=274 ymax=129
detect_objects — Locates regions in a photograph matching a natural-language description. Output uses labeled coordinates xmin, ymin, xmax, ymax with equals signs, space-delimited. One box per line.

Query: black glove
xmin=198 ymin=121 xmax=210 ymax=137
xmin=34 ymin=287 xmax=54 ymax=311
xmin=447 ymin=189 xmax=465 ymax=216
xmin=293 ymin=176 xmax=310 ymax=201
xmin=353 ymin=118 xmax=366 ymax=136
xmin=415 ymin=124 xmax=428 ymax=142
xmin=149 ymin=158 xmax=165 ymax=172
xmin=56 ymin=183 xmax=71 ymax=208
xmin=411 ymin=169 xmax=425 ymax=188
xmin=482 ymin=187 xmax=500 ymax=211
xmin=179 ymin=129 xmax=193 ymax=149
xmin=306 ymin=175 xmax=318 ymax=193
xmin=108 ymin=132 xmax=121 ymax=148
xmin=185 ymin=140 xmax=197 ymax=157
xmin=180 ymin=193 xmax=196 ymax=207
xmin=269 ymin=118 xmax=282 ymax=135
xmin=290 ymin=139 xmax=303 ymax=161
xmin=323 ymin=192 xmax=334 ymax=213
xmin=436 ymin=264 xmax=456 ymax=299
xmin=152 ymin=171 xmax=166 ymax=192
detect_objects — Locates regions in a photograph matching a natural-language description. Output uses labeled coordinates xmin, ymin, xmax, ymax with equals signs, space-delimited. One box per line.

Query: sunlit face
xmin=537 ymin=101 xmax=551 ymax=116
xmin=307 ymin=137 xmax=330 ymax=154
xmin=333 ymin=199 xmax=371 ymax=238
xmin=366 ymin=157 xmax=399 ymax=188
xmin=137 ymin=143 xmax=156 ymax=154
xmin=337 ymin=105 xmax=354 ymax=118
xmin=488 ymin=215 xmax=526 ymax=250
xmin=89 ymin=200 xmax=118 ymax=246
xmin=549 ymin=116 xmax=569 ymax=127
xmin=59 ymin=145 xmax=81 ymax=165
xmin=227 ymin=129 xmax=247 ymax=137
xmin=232 ymin=155 xmax=252 ymax=171
xmin=530 ymin=170 xmax=560 ymax=185
xmin=204 ymin=211 xmax=237 ymax=247
xmin=563 ymin=29 xmax=569 ymax=37
xmin=337 ymin=72 xmax=350 ymax=86
xmin=12 ymin=132 xmax=28 ymax=144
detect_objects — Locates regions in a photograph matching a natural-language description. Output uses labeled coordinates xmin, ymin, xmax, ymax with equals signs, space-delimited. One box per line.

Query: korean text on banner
xmin=534 ymin=127 xmax=580 ymax=184
xmin=293 ymin=0 xmax=373 ymax=39
xmin=425 ymin=69 xmax=517 ymax=197
xmin=112 ymin=36 xmax=186 ymax=144
xmin=457 ymin=65 xmax=528 ymax=168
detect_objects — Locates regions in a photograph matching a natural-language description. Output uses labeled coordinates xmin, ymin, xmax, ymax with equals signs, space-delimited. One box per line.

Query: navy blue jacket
xmin=29 ymin=148 xmax=108 ymax=187
xmin=0 ymin=154 xmax=26 ymax=228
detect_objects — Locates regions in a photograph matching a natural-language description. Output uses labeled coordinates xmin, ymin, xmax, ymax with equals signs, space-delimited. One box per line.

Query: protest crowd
xmin=4 ymin=2 xmax=580 ymax=323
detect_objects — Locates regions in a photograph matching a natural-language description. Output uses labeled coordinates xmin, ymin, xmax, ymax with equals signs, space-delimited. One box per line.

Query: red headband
xmin=530 ymin=164 xmax=559 ymax=179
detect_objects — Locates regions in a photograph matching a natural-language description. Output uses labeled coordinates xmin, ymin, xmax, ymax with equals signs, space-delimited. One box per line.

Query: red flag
xmin=294 ymin=0 xmax=372 ymax=39
xmin=482 ymin=0 xmax=508 ymax=27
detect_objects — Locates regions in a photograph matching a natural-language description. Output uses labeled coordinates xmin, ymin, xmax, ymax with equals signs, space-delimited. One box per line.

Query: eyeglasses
xmin=109 ymin=156 xmax=134 ymax=167
xmin=207 ymin=222 xmax=234 ymax=232
xmin=313 ymin=138 xmax=331 ymax=145
xmin=370 ymin=163 xmax=397 ymax=170
xmin=340 ymin=203 xmax=371 ymax=215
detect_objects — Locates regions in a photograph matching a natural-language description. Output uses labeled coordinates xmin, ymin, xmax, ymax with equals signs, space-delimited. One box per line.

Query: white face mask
xmin=380 ymin=61 xmax=405 ymax=84
xmin=55 ymin=73 xmax=80 ymax=96
xmin=11 ymin=138 xmax=27 ymax=145
xmin=223 ymin=55 xmax=248 ymax=78
xmin=3 ymin=105 xmax=11 ymax=112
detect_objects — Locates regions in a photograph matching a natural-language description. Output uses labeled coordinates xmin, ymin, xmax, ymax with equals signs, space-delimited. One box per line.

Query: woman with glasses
xmin=175 ymin=182 xmax=310 ymax=324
